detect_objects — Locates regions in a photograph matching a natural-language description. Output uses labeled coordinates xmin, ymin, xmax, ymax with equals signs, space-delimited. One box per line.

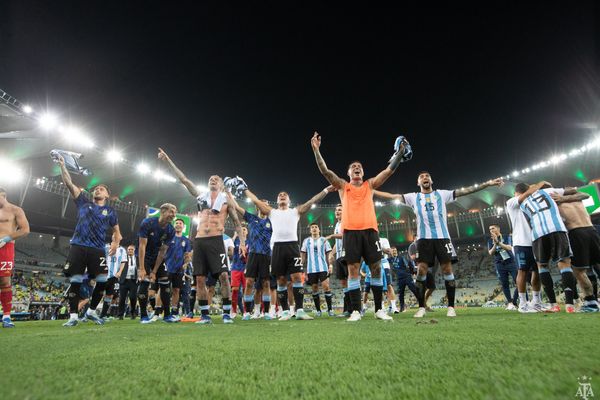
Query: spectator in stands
xmin=488 ymin=224 xmax=518 ymax=310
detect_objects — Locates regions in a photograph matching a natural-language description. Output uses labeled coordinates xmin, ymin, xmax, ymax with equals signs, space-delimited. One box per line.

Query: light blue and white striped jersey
xmin=301 ymin=236 xmax=332 ymax=274
xmin=519 ymin=188 xmax=567 ymax=241
xmin=334 ymin=221 xmax=344 ymax=259
xmin=104 ymin=245 xmax=127 ymax=279
xmin=404 ymin=190 xmax=454 ymax=239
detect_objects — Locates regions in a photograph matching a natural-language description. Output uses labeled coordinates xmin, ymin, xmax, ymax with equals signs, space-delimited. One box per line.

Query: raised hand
xmin=157 ymin=147 xmax=169 ymax=161
xmin=311 ymin=132 xmax=321 ymax=151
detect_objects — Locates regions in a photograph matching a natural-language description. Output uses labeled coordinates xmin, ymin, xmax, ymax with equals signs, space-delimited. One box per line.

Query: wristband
xmin=0 ymin=236 xmax=12 ymax=244
xmin=323 ymin=188 xmax=329 ymax=194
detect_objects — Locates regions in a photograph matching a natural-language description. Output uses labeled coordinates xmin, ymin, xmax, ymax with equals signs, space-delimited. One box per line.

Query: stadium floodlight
xmin=61 ymin=126 xmax=95 ymax=148
xmin=311 ymin=204 xmax=316 ymax=209
xmin=0 ymin=159 xmax=24 ymax=184
xmin=375 ymin=201 xmax=382 ymax=207
xmin=496 ymin=206 xmax=504 ymax=214
xmin=474 ymin=184 xmax=479 ymax=188
xmin=569 ymin=149 xmax=581 ymax=157
xmin=106 ymin=150 xmax=123 ymax=163
xmin=524 ymin=168 xmax=531 ymax=173
xmin=22 ymin=105 xmax=33 ymax=114
xmin=39 ymin=112 xmax=59 ymax=131
xmin=512 ymin=171 xmax=519 ymax=177
xmin=393 ymin=198 xmax=401 ymax=205
xmin=136 ymin=163 xmax=151 ymax=175
xmin=245 ymin=197 xmax=252 ymax=204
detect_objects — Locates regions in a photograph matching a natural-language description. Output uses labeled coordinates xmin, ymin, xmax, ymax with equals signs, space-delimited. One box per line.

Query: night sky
xmin=1 ymin=1 xmax=598 ymax=203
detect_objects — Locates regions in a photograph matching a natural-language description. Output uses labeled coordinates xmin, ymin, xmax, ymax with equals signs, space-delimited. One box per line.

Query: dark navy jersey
xmin=231 ymin=237 xmax=248 ymax=272
xmin=243 ymin=212 xmax=272 ymax=256
xmin=165 ymin=235 xmax=192 ymax=273
xmin=70 ymin=192 xmax=118 ymax=251
xmin=390 ymin=256 xmax=414 ymax=275
xmin=138 ymin=217 xmax=176 ymax=265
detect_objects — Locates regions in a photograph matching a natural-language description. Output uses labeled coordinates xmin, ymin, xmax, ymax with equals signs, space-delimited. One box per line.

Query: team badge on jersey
xmin=102 ymin=210 xmax=108 ymax=216
xmin=266 ymin=223 xmax=271 ymax=228
xmin=181 ymin=242 xmax=186 ymax=247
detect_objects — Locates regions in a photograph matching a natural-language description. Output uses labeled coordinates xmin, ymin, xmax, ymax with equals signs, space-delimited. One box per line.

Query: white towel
xmin=196 ymin=191 xmax=228 ymax=213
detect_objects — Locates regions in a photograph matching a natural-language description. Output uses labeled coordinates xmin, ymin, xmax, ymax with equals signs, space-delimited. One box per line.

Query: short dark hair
xmin=347 ymin=161 xmax=362 ymax=170
xmin=309 ymin=222 xmax=319 ymax=227
xmin=418 ymin=171 xmax=430 ymax=177
xmin=514 ymin=182 xmax=529 ymax=194
xmin=93 ymin=184 xmax=110 ymax=195
xmin=175 ymin=218 xmax=185 ymax=224
xmin=489 ymin=224 xmax=500 ymax=229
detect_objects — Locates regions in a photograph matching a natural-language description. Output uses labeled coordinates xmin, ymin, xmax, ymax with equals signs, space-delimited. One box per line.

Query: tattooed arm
xmin=158 ymin=147 xmax=199 ymax=197
xmin=311 ymin=132 xmax=346 ymax=189
xmin=455 ymin=178 xmax=503 ymax=198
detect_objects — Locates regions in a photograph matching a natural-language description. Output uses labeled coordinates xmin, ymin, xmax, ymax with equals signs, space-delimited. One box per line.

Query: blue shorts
xmin=514 ymin=246 xmax=538 ymax=272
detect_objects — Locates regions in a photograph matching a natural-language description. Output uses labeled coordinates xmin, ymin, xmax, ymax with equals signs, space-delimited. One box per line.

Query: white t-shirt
xmin=505 ymin=197 xmax=533 ymax=247
xmin=269 ymin=208 xmax=299 ymax=244
xmin=380 ymin=237 xmax=391 ymax=269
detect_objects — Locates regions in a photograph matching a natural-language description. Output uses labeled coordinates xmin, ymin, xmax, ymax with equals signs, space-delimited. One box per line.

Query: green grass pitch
xmin=1 ymin=308 xmax=598 ymax=400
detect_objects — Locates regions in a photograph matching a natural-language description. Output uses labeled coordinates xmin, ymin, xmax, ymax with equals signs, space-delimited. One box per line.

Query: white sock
xmin=86 ymin=308 xmax=95 ymax=316
xmin=70 ymin=313 xmax=78 ymax=320
xmin=519 ymin=293 xmax=527 ymax=305
xmin=533 ymin=291 xmax=541 ymax=303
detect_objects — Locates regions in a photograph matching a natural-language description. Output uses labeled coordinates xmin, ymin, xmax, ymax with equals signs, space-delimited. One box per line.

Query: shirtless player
xmin=0 ymin=187 xmax=30 ymax=327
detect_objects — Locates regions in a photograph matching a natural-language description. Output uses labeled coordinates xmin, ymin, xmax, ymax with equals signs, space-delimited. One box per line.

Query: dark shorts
xmin=169 ymin=272 xmax=184 ymax=289
xmin=335 ymin=257 xmax=348 ymax=280
xmin=64 ymin=245 xmax=106 ymax=278
xmin=245 ymin=252 xmax=271 ymax=279
xmin=514 ymin=246 xmax=537 ymax=271
xmin=416 ymin=239 xmax=453 ymax=266
xmin=569 ymin=227 xmax=600 ymax=269
xmin=206 ymin=274 xmax=217 ymax=287
xmin=271 ymin=242 xmax=302 ymax=277
xmin=105 ymin=276 xmax=119 ymax=296
xmin=192 ymin=236 xmax=228 ymax=278
xmin=533 ymin=231 xmax=572 ymax=265
xmin=307 ymin=271 xmax=329 ymax=285
xmin=343 ymin=229 xmax=382 ymax=265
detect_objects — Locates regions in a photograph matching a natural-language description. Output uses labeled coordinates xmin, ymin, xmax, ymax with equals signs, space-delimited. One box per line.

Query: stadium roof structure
xmin=2 ymin=88 xmax=600 ymax=244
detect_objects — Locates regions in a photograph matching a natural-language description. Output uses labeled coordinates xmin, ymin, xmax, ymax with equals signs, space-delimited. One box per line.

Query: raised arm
xmin=227 ymin=203 xmax=244 ymax=246
xmin=368 ymin=168 xmax=394 ymax=190
xmin=517 ymin=181 xmax=551 ymax=204
xmin=297 ymin=185 xmax=336 ymax=215
xmin=158 ymin=147 xmax=199 ymax=197
xmin=550 ymin=192 xmax=590 ymax=204
xmin=57 ymin=155 xmax=81 ymax=199
xmin=244 ymin=188 xmax=273 ymax=216
xmin=455 ymin=178 xmax=504 ymax=198
xmin=562 ymin=187 xmax=579 ymax=196
xmin=225 ymin=191 xmax=247 ymax=216
xmin=372 ymin=190 xmax=405 ymax=203
xmin=311 ymin=132 xmax=346 ymax=189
